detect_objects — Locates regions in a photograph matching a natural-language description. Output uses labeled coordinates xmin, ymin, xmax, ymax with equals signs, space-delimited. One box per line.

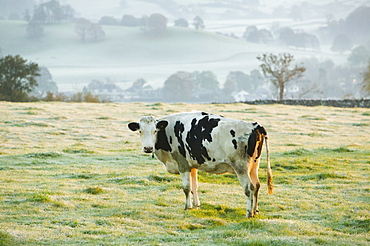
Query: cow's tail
xmin=265 ymin=135 xmax=274 ymax=195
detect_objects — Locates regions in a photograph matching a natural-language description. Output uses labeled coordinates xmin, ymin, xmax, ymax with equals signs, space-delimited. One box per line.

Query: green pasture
xmin=0 ymin=102 xmax=369 ymax=245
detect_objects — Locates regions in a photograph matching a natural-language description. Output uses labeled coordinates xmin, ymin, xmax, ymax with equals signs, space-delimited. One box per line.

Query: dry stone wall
xmin=241 ymin=99 xmax=370 ymax=108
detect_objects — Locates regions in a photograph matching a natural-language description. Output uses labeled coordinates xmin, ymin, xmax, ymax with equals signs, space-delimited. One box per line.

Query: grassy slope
xmin=0 ymin=20 xmax=272 ymax=65
xmin=0 ymin=102 xmax=369 ymax=245
xmin=0 ymin=20 xmax=346 ymax=90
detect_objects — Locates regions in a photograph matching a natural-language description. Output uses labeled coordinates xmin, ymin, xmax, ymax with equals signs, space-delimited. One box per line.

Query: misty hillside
xmin=0 ymin=21 xmax=274 ymax=66
xmin=1 ymin=20 xmax=333 ymax=91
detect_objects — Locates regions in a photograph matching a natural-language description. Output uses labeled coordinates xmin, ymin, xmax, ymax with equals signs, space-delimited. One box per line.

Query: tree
xmin=224 ymin=71 xmax=249 ymax=93
xmin=192 ymin=71 xmax=220 ymax=101
xmin=291 ymin=32 xmax=320 ymax=50
xmin=362 ymin=61 xmax=370 ymax=97
xmin=193 ymin=16 xmax=205 ymax=30
xmin=193 ymin=71 xmax=219 ymax=90
xmin=344 ymin=6 xmax=370 ymax=44
xmin=243 ymin=25 xmax=258 ymax=41
xmin=75 ymin=18 xmax=90 ymax=41
xmin=278 ymin=27 xmax=295 ymax=46
xmin=0 ymin=0 xmax=33 ymax=20
xmin=257 ymin=53 xmax=306 ymax=100
xmin=32 ymin=0 xmax=74 ymax=23
xmin=162 ymin=71 xmax=194 ymax=102
xmin=331 ymin=34 xmax=352 ymax=53
xmin=258 ymin=29 xmax=273 ymax=44
xmin=31 ymin=66 xmax=58 ymax=98
xmin=0 ymin=55 xmax=40 ymax=101
xmin=121 ymin=14 xmax=139 ymax=26
xmin=75 ymin=18 xmax=105 ymax=41
xmin=99 ymin=16 xmax=119 ymax=26
xmin=146 ymin=13 xmax=167 ymax=36
xmin=174 ymin=18 xmax=188 ymax=27
xmin=278 ymin=27 xmax=319 ymax=49
xmin=348 ymin=46 xmax=370 ymax=66
xmin=88 ymin=23 xmax=105 ymax=41
xmin=243 ymin=26 xmax=273 ymax=44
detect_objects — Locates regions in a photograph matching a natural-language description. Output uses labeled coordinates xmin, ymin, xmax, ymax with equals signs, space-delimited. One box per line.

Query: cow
xmin=128 ymin=111 xmax=273 ymax=218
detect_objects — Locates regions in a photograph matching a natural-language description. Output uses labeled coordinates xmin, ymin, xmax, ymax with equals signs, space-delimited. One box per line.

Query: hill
xmin=0 ymin=20 xmax=346 ymax=91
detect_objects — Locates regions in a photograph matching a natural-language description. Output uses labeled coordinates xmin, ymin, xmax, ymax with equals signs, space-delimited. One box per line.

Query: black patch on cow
xmin=201 ymin=112 xmax=208 ymax=115
xmin=174 ymin=121 xmax=186 ymax=157
xmin=247 ymin=129 xmax=257 ymax=157
xmin=257 ymin=125 xmax=267 ymax=135
xmin=185 ymin=116 xmax=220 ymax=164
xmin=247 ymin=124 xmax=266 ymax=158
xmin=155 ymin=121 xmax=172 ymax=152
xmin=169 ymin=136 xmax=172 ymax=144
xmin=230 ymin=129 xmax=236 ymax=138
xmin=212 ymin=158 xmax=216 ymax=162
xmin=245 ymin=187 xmax=250 ymax=197
xmin=128 ymin=122 xmax=140 ymax=131
xmin=156 ymin=120 xmax=168 ymax=129
xmin=232 ymin=139 xmax=238 ymax=149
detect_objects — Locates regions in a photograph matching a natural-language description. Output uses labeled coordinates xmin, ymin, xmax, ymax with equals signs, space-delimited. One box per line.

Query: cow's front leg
xmin=180 ymin=171 xmax=192 ymax=209
xmin=191 ymin=168 xmax=200 ymax=208
xmin=235 ymin=172 xmax=254 ymax=218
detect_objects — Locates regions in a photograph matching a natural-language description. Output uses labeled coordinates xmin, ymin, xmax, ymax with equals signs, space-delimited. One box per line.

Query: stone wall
xmin=241 ymin=99 xmax=370 ymax=108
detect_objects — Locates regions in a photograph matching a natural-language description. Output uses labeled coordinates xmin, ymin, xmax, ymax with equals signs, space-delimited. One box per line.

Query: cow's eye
xmin=139 ymin=130 xmax=143 ymax=134
xmin=153 ymin=130 xmax=157 ymax=134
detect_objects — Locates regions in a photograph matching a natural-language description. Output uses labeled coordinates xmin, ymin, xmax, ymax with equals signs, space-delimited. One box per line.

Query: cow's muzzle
xmin=143 ymin=147 xmax=154 ymax=153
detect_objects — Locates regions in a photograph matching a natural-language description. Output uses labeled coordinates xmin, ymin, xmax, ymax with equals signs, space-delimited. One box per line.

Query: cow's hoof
xmin=247 ymin=212 xmax=254 ymax=218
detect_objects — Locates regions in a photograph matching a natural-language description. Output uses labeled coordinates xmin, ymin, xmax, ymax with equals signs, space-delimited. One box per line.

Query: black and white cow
xmin=128 ymin=111 xmax=273 ymax=218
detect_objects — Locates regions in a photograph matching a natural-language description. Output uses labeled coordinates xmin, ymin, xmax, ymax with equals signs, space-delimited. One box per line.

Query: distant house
xmin=124 ymin=79 xmax=161 ymax=101
xmin=84 ymin=82 xmax=129 ymax=102
xmin=233 ymin=90 xmax=250 ymax=102
xmin=84 ymin=79 xmax=161 ymax=102
xmin=232 ymin=87 xmax=273 ymax=102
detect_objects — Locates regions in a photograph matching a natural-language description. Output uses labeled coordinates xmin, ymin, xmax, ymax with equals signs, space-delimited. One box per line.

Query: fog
xmin=1 ymin=0 xmax=369 ymax=102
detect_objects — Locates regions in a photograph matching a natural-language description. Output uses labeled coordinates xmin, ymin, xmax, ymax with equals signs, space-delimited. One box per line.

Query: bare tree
xmin=257 ymin=53 xmax=306 ymax=100
xmin=75 ymin=18 xmax=105 ymax=41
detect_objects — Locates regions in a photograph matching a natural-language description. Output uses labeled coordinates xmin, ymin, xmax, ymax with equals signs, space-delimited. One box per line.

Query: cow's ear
xmin=156 ymin=120 xmax=168 ymax=130
xmin=128 ymin=122 xmax=140 ymax=131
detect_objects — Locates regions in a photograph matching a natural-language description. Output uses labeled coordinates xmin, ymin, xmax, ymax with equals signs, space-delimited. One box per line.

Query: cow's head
xmin=128 ymin=116 xmax=168 ymax=154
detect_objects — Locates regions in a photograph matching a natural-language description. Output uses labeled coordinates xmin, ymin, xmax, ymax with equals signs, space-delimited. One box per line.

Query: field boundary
xmin=239 ymin=99 xmax=370 ymax=108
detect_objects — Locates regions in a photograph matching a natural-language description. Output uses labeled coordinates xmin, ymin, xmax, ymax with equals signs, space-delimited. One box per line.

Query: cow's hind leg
xmin=190 ymin=168 xmax=200 ymax=208
xmin=250 ymin=159 xmax=261 ymax=215
xmin=253 ymin=182 xmax=260 ymax=215
xmin=180 ymin=171 xmax=192 ymax=210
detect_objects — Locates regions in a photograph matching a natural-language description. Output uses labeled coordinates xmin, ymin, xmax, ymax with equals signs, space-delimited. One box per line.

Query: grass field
xmin=0 ymin=102 xmax=369 ymax=245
